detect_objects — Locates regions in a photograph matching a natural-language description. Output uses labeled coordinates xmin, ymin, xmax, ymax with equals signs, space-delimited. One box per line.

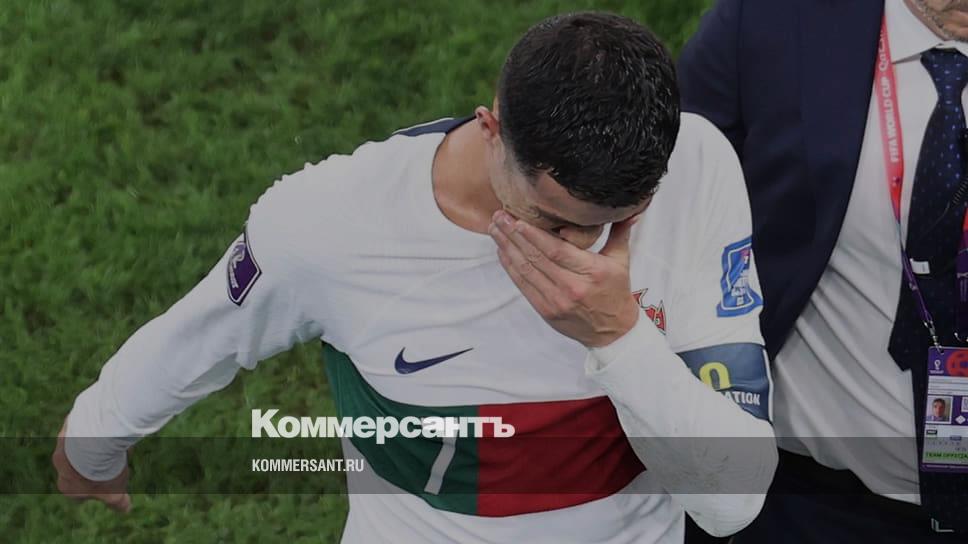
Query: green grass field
xmin=2 ymin=1 xmax=709 ymax=541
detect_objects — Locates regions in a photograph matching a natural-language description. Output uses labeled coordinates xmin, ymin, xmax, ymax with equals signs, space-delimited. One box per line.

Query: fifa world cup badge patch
xmin=227 ymin=230 xmax=262 ymax=306
xmin=716 ymin=236 xmax=762 ymax=317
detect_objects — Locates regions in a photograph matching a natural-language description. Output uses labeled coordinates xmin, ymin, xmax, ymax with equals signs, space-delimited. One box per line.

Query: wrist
xmin=584 ymin=299 xmax=641 ymax=349
xmin=585 ymin=305 xmax=668 ymax=374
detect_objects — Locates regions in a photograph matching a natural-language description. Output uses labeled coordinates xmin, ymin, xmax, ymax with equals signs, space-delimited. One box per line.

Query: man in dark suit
xmin=679 ymin=0 xmax=968 ymax=541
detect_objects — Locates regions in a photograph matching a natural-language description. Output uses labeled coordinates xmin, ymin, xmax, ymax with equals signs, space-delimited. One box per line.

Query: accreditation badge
xmin=921 ymin=347 xmax=968 ymax=473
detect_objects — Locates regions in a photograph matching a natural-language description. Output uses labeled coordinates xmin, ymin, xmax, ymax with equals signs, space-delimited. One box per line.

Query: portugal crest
xmin=632 ymin=288 xmax=666 ymax=334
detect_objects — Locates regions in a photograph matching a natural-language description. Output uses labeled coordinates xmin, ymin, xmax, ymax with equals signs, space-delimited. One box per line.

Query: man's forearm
xmin=65 ymin=301 xmax=244 ymax=480
xmin=584 ymin=310 xmax=778 ymax=536
xmin=64 ymin=177 xmax=326 ymax=482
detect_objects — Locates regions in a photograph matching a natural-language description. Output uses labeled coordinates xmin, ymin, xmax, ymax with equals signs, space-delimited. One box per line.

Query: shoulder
xmin=630 ymin=113 xmax=753 ymax=279
xmin=672 ymin=113 xmax=741 ymax=168
xmin=660 ymin=113 xmax=748 ymax=209
xmin=241 ymin=117 xmax=465 ymax=277
xmin=247 ymin=126 xmax=439 ymax=243
xmin=255 ymin=116 xmax=463 ymax=233
xmin=629 ymin=114 xmax=763 ymax=348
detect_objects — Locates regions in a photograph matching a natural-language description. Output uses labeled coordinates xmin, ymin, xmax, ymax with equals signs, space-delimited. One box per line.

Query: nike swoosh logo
xmin=394 ymin=347 xmax=473 ymax=374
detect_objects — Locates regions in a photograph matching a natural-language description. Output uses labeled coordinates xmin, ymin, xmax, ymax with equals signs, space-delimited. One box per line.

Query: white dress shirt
xmin=772 ymin=0 xmax=968 ymax=504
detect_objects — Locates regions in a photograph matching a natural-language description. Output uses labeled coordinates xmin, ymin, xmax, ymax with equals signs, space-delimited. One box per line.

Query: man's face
xmin=486 ymin=153 xmax=650 ymax=250
xmin=933 ymin=400 xmax=946 ymax=418
xmin=474 ymin=103 xmax=651 ymax=249
xmin=909 ymin=0 xmax=968 ymax=41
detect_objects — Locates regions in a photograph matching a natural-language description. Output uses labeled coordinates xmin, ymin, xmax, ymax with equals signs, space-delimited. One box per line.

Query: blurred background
xmin=1 ymin=1 xmax=710 ymax=541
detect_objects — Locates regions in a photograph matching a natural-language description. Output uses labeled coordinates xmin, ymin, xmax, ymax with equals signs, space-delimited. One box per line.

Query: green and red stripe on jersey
xmin=323 ymin=344 xmax=645 ymax=517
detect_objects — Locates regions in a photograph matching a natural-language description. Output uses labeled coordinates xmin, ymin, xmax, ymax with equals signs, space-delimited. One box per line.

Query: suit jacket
xmin=677 ymin=0 xmax=885 ymax=358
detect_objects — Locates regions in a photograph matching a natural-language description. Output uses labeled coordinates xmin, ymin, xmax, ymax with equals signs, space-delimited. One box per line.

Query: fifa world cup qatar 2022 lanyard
xmin=875 ymin=17 xmax=968 ymax=473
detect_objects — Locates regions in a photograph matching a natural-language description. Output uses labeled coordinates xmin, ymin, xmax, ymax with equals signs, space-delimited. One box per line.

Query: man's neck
xmin=431 ymin=122 xmax=503 ymax=234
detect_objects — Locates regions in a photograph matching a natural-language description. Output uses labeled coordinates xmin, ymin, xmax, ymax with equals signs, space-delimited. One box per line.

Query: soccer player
xmin=52 ymin=12 xmax=777 ymax=543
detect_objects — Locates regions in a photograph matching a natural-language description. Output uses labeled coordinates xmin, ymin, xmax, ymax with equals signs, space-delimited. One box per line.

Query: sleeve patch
xmin=227 ymin=229 xmax=262 ymax=306
xmin=716 ymin=236 xmax=762 ymax=317
xmin=677 ymin=343 xmax=771 ymax=421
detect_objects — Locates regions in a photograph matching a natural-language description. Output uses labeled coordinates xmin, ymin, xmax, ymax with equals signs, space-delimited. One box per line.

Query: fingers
xmin=53 ymin=416 xmax=132 ymax=513
xmin=490 ymin=222 xmax=556 ymax=314
xmin=56 ymin=469 xmax=133 ymax=513
xmin=491 ymin=212 xmax=574 ymax=282
xmin=499 ymin=214 xmax=594 ymax=273
xmin=599 ymin=214 xmax=640 ymax=262
xmin=59 ymin=487 xmax=132 ymax=513
xmin=102 ymin=492 xmax=133 ymax=513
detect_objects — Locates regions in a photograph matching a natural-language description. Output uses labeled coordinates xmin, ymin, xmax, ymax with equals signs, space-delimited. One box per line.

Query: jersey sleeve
xmin=65 ymin=168 xmax=326 ymax=481
xmin=584 ymin=119 xmax=776 ymax=537
xmin=663 ymin=118 xmax=772 ymax=425
xmin=666 ymin=123 xmax=764 ymax=352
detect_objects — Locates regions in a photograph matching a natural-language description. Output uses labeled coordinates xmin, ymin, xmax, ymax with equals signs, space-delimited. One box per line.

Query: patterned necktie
xmin=888 ymin=48 xmax=968 ymax=531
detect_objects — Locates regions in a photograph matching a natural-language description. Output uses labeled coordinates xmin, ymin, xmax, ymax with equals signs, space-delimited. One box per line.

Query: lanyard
xmin=960 ymin=213 xmax=968 ymax=341
xmin=874 ymin=16 xmax=956 ymax=349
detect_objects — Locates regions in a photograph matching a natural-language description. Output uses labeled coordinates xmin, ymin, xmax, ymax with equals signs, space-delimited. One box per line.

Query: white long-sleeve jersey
xmin=66 ymin=113 xmax=777 ymax=543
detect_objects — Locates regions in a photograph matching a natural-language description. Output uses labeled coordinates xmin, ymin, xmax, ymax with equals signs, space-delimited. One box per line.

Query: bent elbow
xmin=690 ymin=492 xmax=769 ymax=538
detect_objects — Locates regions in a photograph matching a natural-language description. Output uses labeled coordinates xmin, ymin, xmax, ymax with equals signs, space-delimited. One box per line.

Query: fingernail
xmin=498 ymin=213 xmax=513 ymax=228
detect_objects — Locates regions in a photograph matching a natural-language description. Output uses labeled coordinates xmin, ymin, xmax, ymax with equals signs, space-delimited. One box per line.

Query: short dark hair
xmin=497 ymin=12 xmax=680 ymax=208
xmin=934 ymin=398 xmax=947 ymax=407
